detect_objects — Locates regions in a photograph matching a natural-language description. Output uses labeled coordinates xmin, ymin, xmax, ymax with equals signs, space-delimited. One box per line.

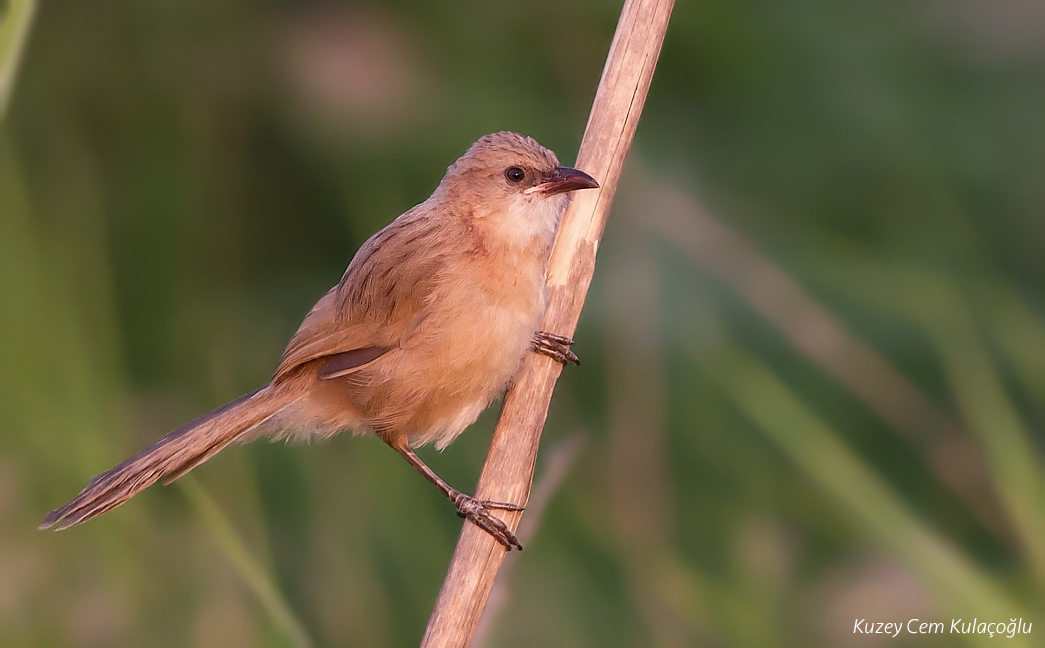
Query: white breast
xmin=496 ymin=192 xmax=567 ymax=252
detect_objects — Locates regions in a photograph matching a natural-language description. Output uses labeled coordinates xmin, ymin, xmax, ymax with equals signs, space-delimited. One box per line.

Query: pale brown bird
xmin=40 ymin=132 xmax=597 ymax=550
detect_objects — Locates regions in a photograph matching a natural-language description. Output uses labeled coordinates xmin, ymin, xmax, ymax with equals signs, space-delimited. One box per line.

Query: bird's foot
xmin=532 ymin=331 xmax=580 ymax=365
xmin=448 ymin=490 xmax=524 ymax=550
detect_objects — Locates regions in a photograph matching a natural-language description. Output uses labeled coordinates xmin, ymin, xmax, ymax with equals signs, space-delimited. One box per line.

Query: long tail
xmin=41 ymin=384 xmax=299 ymax=530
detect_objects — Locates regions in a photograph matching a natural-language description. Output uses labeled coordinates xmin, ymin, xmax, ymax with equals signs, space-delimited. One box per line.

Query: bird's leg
xmin=389 ymin=443 xmax=524 ymax=550
xmin=532 ymin=331 xmax=580 ymax=365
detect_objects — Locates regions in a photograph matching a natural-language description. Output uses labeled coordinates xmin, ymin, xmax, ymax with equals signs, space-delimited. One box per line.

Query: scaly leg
xmin=389 ymin=442 xmax=524 ymax=550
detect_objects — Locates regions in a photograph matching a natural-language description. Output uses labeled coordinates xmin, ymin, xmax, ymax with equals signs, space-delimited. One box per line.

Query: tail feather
xmin=41 ymin=384 xmax=297 ymax=530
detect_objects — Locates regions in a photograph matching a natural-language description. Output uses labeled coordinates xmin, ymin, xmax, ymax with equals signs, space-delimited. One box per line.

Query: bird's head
xmin=437 ymin=131 xmax=599 ymax=249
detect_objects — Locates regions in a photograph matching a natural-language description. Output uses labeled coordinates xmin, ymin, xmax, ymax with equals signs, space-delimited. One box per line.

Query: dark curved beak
xmin=529 ymin=166 xmax=600 ymax=195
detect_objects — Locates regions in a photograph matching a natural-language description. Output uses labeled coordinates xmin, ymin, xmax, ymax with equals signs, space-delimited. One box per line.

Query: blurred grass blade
xmin=702 ymin=341 xmax=1031 ymax=644
xmin=975 ymin=281 xmax=1045 ymax=404
xmin=836 ymin=266 xmax=1045 ymax=586
xmin=0 ymin=0 xmax=36 ymax=123
xmin=642 ymin=183 xmax=1006 ymax=537
xmin=180 ymin=477 xmax=313 ymax=648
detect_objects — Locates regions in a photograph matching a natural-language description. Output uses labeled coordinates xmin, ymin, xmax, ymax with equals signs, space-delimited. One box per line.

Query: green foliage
xmin=1 ymin=0 xmax=1042 ymax=646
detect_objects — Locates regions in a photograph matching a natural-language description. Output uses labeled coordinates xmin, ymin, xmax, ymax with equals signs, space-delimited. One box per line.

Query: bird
xmin=40 ymin=131 xmax=599 ymax=550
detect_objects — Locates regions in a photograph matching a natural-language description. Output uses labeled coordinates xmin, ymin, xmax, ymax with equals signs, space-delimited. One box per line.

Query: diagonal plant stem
xmin=835 ymin=265 xmax=1045 ymax=587
xmin=420 ymin=1 xmax=675 ymax=646
xmin=180 ymin=477 xmax=313 ymax=648
xmin=702 ymin=340 xmax=1032 ymax=648
xmin=0 ymin=0 xmax=36 ymax=123
xmin=974 ymin=280 xmax=1045 ymax=405
xmin=643 ymin=182 xmax=1007 ymax=538
xmin=646 ymin=178 xmax=1044 ymax=598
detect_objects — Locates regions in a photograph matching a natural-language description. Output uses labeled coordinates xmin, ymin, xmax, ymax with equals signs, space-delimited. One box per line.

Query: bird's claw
xmin=449 ymin=491 xmax=524 ymax=551
xmin=532 ymin=331 xmax=580 ymax=365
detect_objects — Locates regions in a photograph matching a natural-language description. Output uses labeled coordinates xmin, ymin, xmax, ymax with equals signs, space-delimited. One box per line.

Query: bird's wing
xmin=271 ymin=287 xmax=383 ymax=381
xmin=273 ymin=206 xmax=453 ymax=382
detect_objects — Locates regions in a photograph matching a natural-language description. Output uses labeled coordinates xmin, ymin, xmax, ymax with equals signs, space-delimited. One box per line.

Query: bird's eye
xmin=505 ymin=166 xmax=526 ymax=183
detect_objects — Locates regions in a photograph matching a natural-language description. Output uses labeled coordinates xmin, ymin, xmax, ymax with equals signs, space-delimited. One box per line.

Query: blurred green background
xmin=2 ymin=0 xmax=1043 ymax=646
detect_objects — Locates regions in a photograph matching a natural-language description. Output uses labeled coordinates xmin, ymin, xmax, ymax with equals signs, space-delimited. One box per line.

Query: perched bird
xmin=41 ymin=132 xmax=598 ymax=550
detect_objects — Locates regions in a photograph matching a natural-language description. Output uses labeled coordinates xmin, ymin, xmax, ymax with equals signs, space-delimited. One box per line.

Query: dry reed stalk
xmin=420 ymin=1 xmax=675 ymax=645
